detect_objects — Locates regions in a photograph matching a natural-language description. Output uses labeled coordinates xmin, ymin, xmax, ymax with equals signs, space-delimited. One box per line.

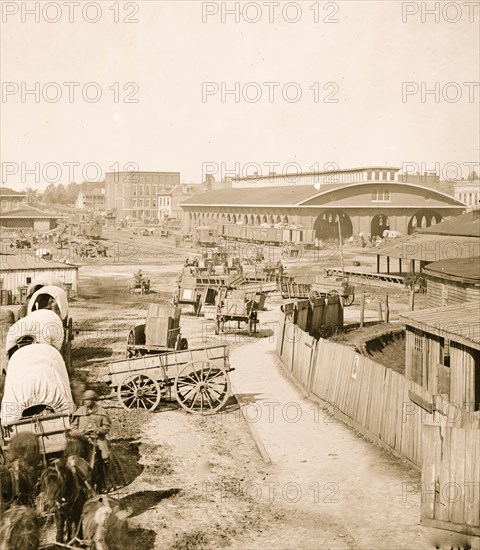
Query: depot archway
xmin=313 ymin=210 xmax=353 ymax=241
xmin=408 ymin=210 xmax=443 ymax=234
xmin=371 ymin=214 xmax=390 ymax=238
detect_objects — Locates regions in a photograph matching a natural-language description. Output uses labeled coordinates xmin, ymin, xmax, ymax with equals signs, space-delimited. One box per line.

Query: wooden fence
xmin=421 ymin=425 xmax=480 ymax=536
xmin=276 ymin=309 xmax=480 ymax=467
xmin=276 ymin=309 xmax=480 ymax=535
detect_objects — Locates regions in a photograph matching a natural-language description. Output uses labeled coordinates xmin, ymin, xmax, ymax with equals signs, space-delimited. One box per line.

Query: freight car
xmin=196 ymin=223 xmax=316 ymax=248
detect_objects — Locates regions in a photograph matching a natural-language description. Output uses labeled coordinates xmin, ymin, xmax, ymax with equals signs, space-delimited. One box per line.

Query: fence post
xmin=409 ymin=290 xmax=415 ymax=311
xmin=385 ymin=293 xmax=389 ymax=323
xmin=360 ymin=294 xmax=365 ymax=328
xmin=377 ymin=300 xmax=383 ymax=322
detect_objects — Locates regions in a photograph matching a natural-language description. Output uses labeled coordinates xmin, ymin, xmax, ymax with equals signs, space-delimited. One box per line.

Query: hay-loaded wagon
xmin=107 ymin=344 xmax=232 ymax=414
xmin=215 ymin=288 xmax=261 ymax=335
xmin=126 ymin=304 xmax=188 ymax=358
xmin=0 ymin=343 xmax=74 ymax=462
xmin=26 ymin=285 xmax=74 ymax=370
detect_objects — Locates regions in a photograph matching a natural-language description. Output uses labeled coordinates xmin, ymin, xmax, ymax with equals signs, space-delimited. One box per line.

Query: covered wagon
xmin=27 ymin=285 xmax=74 ymax=370
xmin=0 ymin=343 xmax=74 ymax=460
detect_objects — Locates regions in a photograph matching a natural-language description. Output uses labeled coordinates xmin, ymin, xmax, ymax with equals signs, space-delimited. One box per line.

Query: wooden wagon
xmin=173 ymin=276 xmax=203 ymax=316
xmin=26 ymin=285 xmax=74 ymax=372
xmin=129 ymin=276 xmax=150 ymax=295
xmin=126 ymin=304 xmax=188 ymax=358
xmin=107 ymin=344 xmax=232 ymax=414
xmin=215 ymin=288 xmax=259 ymax=336
xmin=310 ymin=273 xmax=356 ymax=306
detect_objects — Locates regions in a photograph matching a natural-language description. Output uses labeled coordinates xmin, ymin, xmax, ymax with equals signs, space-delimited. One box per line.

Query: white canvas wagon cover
xmin=27 ymin=275 xmax=63 ymax=298
xmin=5 ymin=309 xmax=64 ymax=354
xmin=27 ymin=285 xmax=69 ymax=321
xmin=0 ymin=343 xmax=74 ymax=425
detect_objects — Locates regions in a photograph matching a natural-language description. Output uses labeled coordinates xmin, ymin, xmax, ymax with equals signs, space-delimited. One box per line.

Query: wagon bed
xmin=107 ymin=344 xmax=232 ymax=414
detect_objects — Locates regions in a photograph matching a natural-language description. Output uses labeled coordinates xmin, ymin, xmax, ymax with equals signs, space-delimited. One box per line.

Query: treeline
xmin=24 ymin=182 xmax=104 ymax=207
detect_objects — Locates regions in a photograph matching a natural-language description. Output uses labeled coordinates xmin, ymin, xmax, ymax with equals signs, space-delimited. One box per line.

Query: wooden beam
xmin=386 ymin=256 xmax=390 ymax=274
xmin=399 ymin=258 xmax=402 ymax=274
xmin=376 ymin=255 xmax=380 ymax=273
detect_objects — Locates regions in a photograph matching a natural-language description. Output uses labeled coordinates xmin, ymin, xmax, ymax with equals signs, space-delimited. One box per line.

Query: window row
xmin=366 ymin=171 xmax=396 ymax=182
xmin=371 ymin=189 xmax=390 ymax=201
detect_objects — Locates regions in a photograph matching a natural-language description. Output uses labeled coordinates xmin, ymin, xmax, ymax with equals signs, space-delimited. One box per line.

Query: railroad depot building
xmin=180 ymin=167 xmax=466 ymax=240
xmin=0 ymin=205 xmax=63 ymax=232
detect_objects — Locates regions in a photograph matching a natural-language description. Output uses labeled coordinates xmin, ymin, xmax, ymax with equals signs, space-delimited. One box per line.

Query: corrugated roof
xmin=376 ymin=234 xmax=480 ymax=262
xmin=423 ymin=257 xmax=480 ymax=283
xmin=1 ymin=205 xmax=62 ymax=219
xmin=419 ymin=210 xmax=480 ymax=237
xmin=400 ymin=302 xmax=480 ymax=349
xmin=0 ymin=254 xmax=77 ymax=271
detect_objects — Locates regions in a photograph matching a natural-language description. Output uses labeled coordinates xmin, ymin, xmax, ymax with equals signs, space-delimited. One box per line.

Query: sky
xmin=1 ymin=0 xmax=479 ymax=190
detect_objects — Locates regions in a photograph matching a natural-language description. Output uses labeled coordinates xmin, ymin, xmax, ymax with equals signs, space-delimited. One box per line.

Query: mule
xmin=0 ymin=433 xmax=41 ymax=511
xmin=81 ymin=494 xmax=132 ymax=550
xmin=40 ymin=458 xmax=87 ymax=543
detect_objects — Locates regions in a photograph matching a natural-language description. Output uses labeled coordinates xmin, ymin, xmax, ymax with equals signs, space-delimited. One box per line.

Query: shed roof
xmin=375 ymin=233 xmax=480 ymax=262
xmin=419 ymin=210 xmax=480 ymax=237
xmin=0 ymin=254 xmax=77 ymax=271
xmin=423 ymin=257 xmax=480 ymax=283
xmin=400 ymin=302 xmax=480 ymax=350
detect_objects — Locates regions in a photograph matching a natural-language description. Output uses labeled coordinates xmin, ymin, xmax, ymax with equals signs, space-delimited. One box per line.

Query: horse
xmin=65 ymin=434 xmax=109 ymax=495
xmin=0 ymin=505 xmax=40 ymax=550
xmin=40 ymin=458 xmax=88 ymax=543
xmin=0 ymin=433 xmax=41 ymax=511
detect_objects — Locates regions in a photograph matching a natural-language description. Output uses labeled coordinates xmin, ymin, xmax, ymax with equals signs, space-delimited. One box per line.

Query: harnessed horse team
xmin=0 ymin=276 xmax=131 ymax=549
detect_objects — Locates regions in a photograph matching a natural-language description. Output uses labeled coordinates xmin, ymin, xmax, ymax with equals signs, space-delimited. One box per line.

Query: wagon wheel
xmin=327 ymin=289 xmax=339 ymax=299
xmin=309 ymin=289 xmax=321 ymax=300
xmin=174 ymin=361 xmax=231 ymax=415
xmin=117 ymin=374 xmax=161 ymax=411
xmin=343 ymin=293 xmax=355 ymax=307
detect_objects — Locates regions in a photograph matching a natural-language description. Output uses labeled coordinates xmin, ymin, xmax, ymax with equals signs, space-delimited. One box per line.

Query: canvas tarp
xmin=27 ymin=275 xmax=63 ymax=298
xmin=6 ymin=309 xmax=64 ymax=353
xmin=27 ymin=285 xmax=69 ymax=320
xmin=0 ymin=343 xmax=74 ymax=424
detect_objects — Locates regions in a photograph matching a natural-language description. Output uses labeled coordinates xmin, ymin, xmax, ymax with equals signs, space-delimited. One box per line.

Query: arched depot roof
xmin=180 ymin=181 xmax=465 ymax=209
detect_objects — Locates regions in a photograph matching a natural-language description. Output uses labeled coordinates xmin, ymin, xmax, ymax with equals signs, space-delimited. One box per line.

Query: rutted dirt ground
xmin=15 ymin=232 xmax=476 ymax=549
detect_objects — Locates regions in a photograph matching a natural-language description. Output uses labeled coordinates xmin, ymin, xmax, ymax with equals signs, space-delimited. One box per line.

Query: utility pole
xmin=337 ymin=215 xmax=345 ymax=277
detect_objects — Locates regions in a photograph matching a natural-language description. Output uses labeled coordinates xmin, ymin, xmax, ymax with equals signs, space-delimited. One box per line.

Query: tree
xmin=25 ymin=187 xmax=41 ymax=206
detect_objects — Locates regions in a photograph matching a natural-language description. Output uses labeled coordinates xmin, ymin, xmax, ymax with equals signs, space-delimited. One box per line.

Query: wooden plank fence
xmin=275 ymin=309 xmax=480 ymax=536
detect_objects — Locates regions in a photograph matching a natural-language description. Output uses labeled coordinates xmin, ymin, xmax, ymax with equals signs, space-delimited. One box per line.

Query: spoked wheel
xmin=174 ymin=361 xmax=231 ymax=415
xmin=309 ymin=290 xmax=321 ymax=300
xmin=117 ymin=374 xmax=161 ymax=411
xmin=327 ymin=289 xmax=339 ymax=298
xmin=343 ymin=293 xmax=355 ymax=307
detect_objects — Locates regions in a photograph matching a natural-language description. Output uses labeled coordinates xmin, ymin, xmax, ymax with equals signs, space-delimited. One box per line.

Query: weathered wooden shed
xmin=422 ymin=257 xmax=480 ymax=307
xmin=401 ymin=303 xmax=480 ymax=411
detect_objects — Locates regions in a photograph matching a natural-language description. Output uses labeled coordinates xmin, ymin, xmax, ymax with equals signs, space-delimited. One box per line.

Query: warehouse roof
xmin=423 ymin=257 xmax=480 ymax=283
xmin=0 ymin=254 xmax=77 ymax=271
xmin=400 ymin=302 xmax=480 ymax=350
xmin=375 ymin=233 xmax=480 ymax=262
xmin=0 ymin=205 xmax=63 ymax=219
xmin=0 ymin=187 xmax=26 ymax=196
xmin=419 ymin=210 xmax=480 ymax=237
xmin=180 ymin=181 xmax=463 ymax=208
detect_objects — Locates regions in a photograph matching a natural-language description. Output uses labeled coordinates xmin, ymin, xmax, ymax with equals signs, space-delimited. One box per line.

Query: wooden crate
xmin=145 ymin=305 xmax=181 ymax=347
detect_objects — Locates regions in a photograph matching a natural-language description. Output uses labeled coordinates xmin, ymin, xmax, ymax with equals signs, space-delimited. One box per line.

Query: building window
xmin=440 ymin=338 xmax=451 ymax=368
xmin=414 ymin=333 xmax=423 ymax=352
xmin=371 ymin=189 xmax=390 ymax=202
xmin=133 ymin=199 xmax=137 ymax=208
xmin=389 ymin=172 xmax=395 ymax=181
xmin=382 ymin=172 xmax=387 ymax=180
xmin=133 ymin=185 xmax=137 ymax=196
xmin=374 ymin=171 xmax=380 ymax=181
xmin=139 ymin=186 xmax=143 ymax=196
xmin=139 ymin=199 xmax=143 ymax=207
xmin=145 ymin=199 xmax=150 ymax=207
xmin=146 ymin=185 xmax=150 ymax=196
